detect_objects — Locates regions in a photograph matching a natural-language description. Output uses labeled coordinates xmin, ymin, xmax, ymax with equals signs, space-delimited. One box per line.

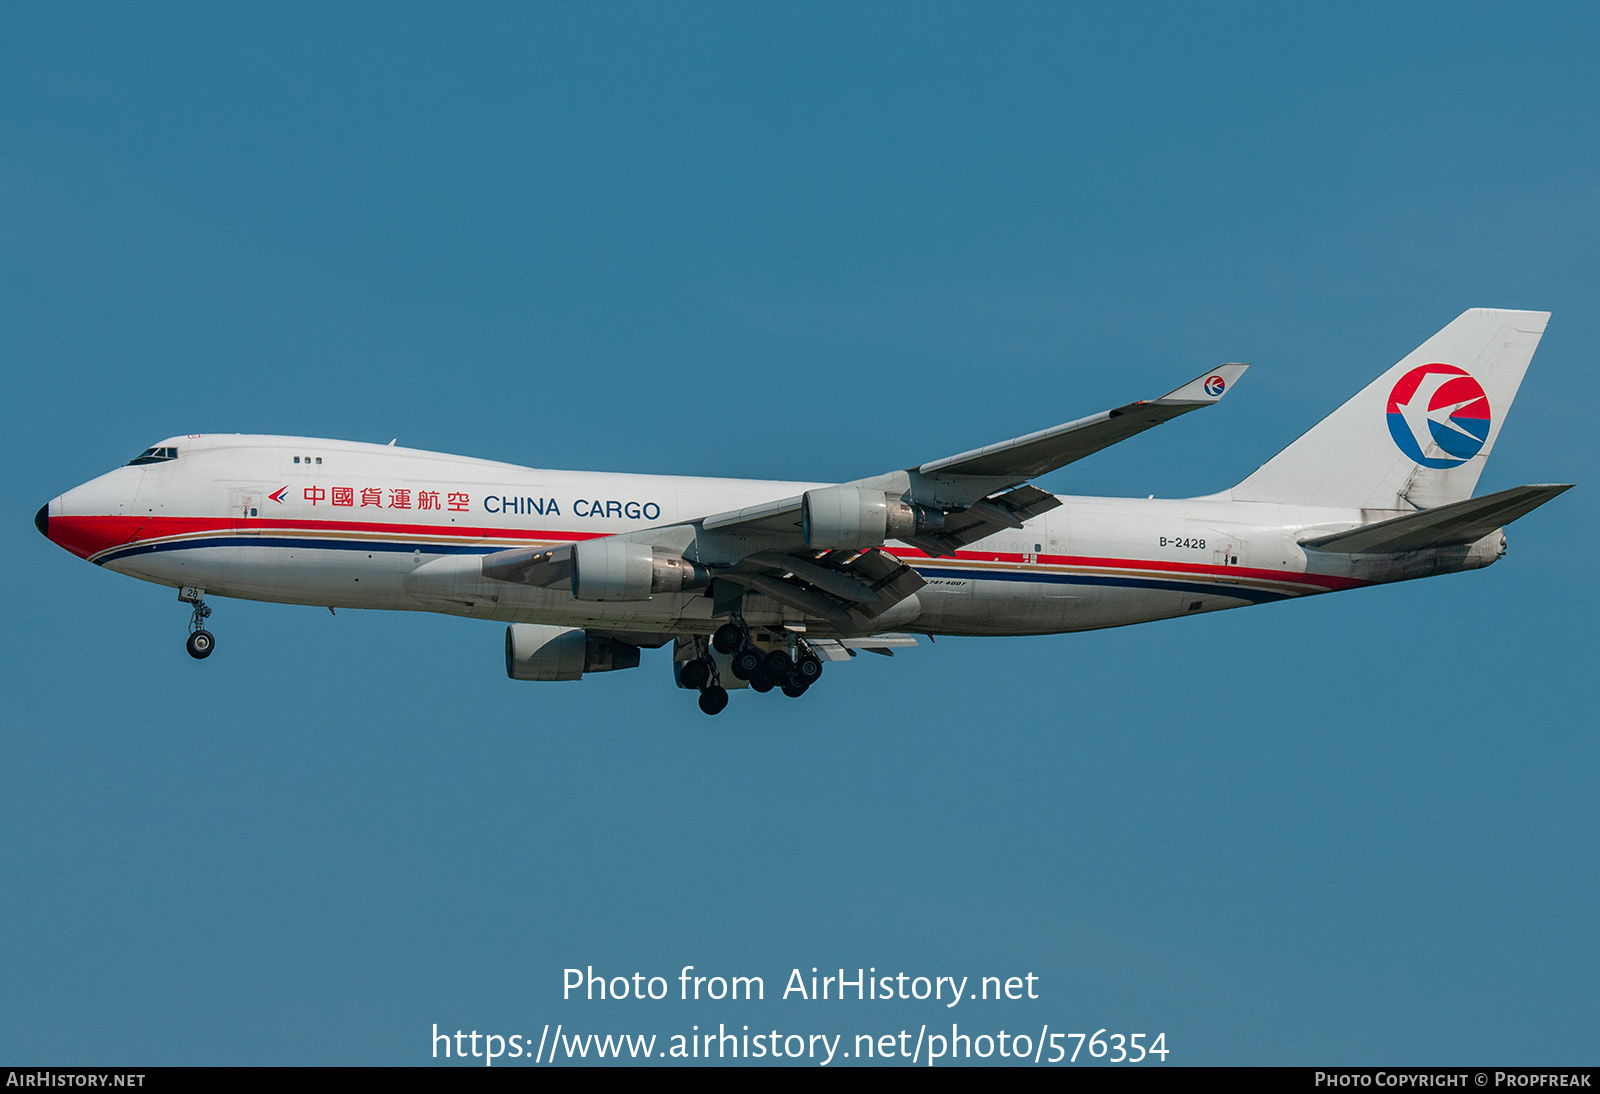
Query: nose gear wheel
xmin=179 ymin=587 xmax=215 ymax=660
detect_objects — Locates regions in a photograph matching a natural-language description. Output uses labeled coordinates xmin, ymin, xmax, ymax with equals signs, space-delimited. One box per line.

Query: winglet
xmin=1152 ymin=363 xmax=1249 ymax=405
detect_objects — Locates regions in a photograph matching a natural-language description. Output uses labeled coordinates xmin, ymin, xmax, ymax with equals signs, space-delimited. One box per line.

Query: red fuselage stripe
xmin=48 ymin=513 xmax=1364 ymax=592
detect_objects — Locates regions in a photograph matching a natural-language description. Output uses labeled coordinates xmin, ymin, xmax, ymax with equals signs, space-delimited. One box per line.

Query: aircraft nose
xmin=35 ymin=503 xmax=49 ymax=539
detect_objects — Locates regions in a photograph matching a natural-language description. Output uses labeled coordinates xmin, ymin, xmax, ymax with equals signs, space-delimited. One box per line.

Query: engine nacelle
xmin=570 ymin=539 xmax=711 ymax=601
xmin=801 ymin=486 xmax=944 ymax=550
xmin=504 ymin=624 xmax=641 ymax=681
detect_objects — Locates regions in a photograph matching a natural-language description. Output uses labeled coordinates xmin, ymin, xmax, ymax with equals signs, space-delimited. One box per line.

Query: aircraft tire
xmin=761 ymin=649 xmax=792 ymax=678
xmin=750 ymin=675 xmax=775 ymax=693
xmin=781 ymin=678 xmax=808 ymax=698
xmin=795 ymin=655 xmax=823 ymax=683
xmin=680 ymin=659 xmax=712 ymax=690
xmin=186 ymin=630 xmax=215 ymax=660
xmin=712 ymin=623 xmax=743 ymax=655
xmin=698 ymin=686 xmax=729 ymax=716
xmin=731 ymin=648 xmax=762 ymax=680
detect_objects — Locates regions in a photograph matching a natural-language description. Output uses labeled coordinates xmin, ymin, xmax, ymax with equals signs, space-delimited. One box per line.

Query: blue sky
xmin=3 ymin=3 xmax=1595 ymax=1066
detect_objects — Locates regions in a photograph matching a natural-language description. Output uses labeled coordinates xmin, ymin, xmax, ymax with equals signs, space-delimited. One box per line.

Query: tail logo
xmin=1204 ymin=375 xmax=1228 ymax=397
xmin=1385 ymin=364 xmax=1491 ymax=469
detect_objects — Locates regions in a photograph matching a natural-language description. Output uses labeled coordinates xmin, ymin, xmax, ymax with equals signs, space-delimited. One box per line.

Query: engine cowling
xmin=801 ymin=486 xmax=944 ymax=549
xmin=570 ymin=539 xmax=710 ymax=601
xmin=504 ymin=624 xmax=641 ymax=681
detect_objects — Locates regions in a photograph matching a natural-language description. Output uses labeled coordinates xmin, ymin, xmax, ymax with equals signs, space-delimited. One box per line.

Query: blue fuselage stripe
xmin=99 ymin=534 xmax=1297 ymax=603
xmin=916 ymin=566 xmax=1288 ymax=603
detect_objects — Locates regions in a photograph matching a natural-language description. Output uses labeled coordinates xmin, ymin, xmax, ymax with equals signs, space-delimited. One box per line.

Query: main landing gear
xmin=686 ymin=622 xmax=824 ymax=715
xmin=179 ymin=586 xmax=215 ymax=660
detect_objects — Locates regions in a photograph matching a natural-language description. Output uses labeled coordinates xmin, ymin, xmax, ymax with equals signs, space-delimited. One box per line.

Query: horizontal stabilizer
xmin=1300 ymin=484 xmax=1572 ymax=554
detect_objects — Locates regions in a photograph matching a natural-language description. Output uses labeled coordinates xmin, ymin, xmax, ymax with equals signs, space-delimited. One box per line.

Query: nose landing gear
xmin=179 ymin=586 xmax=215 ymax=660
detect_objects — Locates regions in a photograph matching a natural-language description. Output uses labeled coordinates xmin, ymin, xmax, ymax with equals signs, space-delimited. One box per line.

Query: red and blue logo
xmin=268 ymin=486 xmax=289 ymax=504
xmin=1203 ymin=375 xmax=1227 ymax=397
xmin=1386 ymin=364 xmax=1491 ymax=469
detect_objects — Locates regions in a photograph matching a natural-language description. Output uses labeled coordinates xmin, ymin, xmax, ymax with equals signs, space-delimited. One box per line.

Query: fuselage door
xmin=1209 ymin=529 xmax=1248 ymax=570
xmin=231 ymin=487 xmax=264 ymax=532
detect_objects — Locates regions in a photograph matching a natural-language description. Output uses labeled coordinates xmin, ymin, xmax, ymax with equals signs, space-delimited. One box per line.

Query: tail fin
xmin=1232 ymin=309 xmax=1550 ymax=510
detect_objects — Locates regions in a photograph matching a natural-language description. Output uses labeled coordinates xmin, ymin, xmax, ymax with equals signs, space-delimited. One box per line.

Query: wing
xmin=916 ymin=363 xmax=1250 ymax=482
xmin=690 ymin=361 xmax=1246 ymax=553
xmin=482 ymin=363 xmax=1247 ymax=631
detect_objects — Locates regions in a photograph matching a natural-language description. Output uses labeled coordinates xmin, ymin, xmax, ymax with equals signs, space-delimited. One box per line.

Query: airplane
xmin=35 ymin=308 xmax=1571 ymax=716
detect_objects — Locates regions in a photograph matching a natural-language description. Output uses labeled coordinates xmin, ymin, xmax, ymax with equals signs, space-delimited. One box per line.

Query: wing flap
xmin=728 ymin=572 xmax=855 ymax=624
xmin=807 ymin=634 xmax=923 ymax=661
xmin=842 ymin=547 xmax=926 ymax=623
xmin=723 ymin=546 xmax=926 ymax=626
xmin=745 ymin=550 xmax=884 ymax=603
xmin=1300 ymin=483 xmax=1572 ymax=554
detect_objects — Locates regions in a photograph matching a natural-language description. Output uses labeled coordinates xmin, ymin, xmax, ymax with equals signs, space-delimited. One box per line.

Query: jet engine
xmin=504 ymin=624 xmax=641 ymax=681
xmin=800 ymin=486 xmax=944 ymax=550
xmin=570 ymin=539 xmax=710 ymax=601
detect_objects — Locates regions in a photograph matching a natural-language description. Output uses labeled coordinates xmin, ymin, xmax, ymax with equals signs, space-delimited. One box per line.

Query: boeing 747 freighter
xmin=36 ymin=309 xmax=1570 ymax=714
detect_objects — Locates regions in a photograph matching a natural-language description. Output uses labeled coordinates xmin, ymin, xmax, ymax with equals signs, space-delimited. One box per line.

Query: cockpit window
xmin=127 ymin=446 xmax=179 ymax=466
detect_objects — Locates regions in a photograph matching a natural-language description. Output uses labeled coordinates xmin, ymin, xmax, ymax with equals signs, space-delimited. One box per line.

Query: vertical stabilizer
xmin=1231 ymin=309 xmax=1549 ymax=510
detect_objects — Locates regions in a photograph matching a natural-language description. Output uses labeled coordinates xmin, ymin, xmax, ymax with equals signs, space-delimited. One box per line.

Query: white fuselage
xmin=42 ymin=434 xmax=1503 ymax=639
